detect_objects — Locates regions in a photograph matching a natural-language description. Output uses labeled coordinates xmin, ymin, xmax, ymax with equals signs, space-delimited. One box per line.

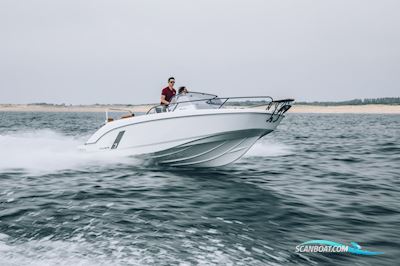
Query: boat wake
xmin=0 ymin=130 xmax=136 ymax=174
xmin=0 ymin=130 xmax=292 ymax=174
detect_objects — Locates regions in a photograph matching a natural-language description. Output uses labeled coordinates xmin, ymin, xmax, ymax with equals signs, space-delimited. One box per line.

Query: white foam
xmin=0 ymin=228 xmax=286 ymax=265
xmin=245 ymin=140 xmax=293 ymax=158
xmin=0 ymin=237 xmax=125 ymax=266
xmin=0 ymin=235 xmax=255 ymax=266
xmin=0 ymin=130 xmax=135 ymax=174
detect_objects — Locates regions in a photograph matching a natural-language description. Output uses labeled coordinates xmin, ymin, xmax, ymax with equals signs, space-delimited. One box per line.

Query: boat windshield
xmin=146 ymin=93 xmax=288 ymax=115
xmin=169 ymin=92 xmax=222 ymax=111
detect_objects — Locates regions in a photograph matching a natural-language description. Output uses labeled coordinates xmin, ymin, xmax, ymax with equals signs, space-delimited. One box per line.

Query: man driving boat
xmin=160 ymin=77 xmax=176 ymax=105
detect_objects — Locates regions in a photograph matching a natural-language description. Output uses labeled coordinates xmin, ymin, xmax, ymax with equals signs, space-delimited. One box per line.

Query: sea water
xmin=0 ymin=112 xmax=399 ymax=265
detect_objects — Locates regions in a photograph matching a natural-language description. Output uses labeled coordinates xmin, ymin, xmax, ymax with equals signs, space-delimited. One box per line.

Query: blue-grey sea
xmin=0 ymin=112 xmax=399 ymax=266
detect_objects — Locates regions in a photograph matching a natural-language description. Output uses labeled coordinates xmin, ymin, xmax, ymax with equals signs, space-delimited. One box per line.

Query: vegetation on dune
xmin=227 ymin=97 xmax=400 ymax=106
xmin=296 ymin=97 xmax=400 ymax=106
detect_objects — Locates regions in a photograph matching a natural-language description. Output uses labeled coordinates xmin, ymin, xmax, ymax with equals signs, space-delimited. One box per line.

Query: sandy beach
xmin=0 ymin=104 xmax=399 ymax=114
xmin=0 ymin=104 xmax=154 ymax=113
xmin=291 ymin=104 xmax=400 ymax=114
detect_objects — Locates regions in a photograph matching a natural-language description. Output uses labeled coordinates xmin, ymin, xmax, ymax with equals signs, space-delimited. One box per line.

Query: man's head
xmin=168 ymin=77 xmax=175 ymax=88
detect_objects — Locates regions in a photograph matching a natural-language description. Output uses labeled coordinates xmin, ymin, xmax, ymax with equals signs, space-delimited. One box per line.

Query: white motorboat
xmin=84 ymin=92 xmax=293 ymax=167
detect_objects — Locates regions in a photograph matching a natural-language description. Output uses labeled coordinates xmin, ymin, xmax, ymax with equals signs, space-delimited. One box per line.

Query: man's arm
xmin=160 ymin=95 xmax=169 ymax=105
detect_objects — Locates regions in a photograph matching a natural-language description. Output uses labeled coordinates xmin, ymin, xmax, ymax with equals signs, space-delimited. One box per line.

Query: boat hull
xmin=84 ymin=109 xmax=284 ymax=167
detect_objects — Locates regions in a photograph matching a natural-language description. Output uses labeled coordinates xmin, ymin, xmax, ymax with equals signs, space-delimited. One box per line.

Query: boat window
xmin=169 ymin=92 xmax=221 ymax=111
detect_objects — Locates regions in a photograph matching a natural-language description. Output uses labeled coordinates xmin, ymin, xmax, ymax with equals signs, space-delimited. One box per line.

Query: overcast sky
xmin=1 ymin=0 xmax=399 ymax=104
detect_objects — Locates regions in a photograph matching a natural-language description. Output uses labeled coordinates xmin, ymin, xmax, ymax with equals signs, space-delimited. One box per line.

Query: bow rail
xmin=146 ymin=94 xmax=293 ymax=119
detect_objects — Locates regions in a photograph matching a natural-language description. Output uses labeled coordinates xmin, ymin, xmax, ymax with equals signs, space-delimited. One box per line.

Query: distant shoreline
xmin=290 ymin=104 xmax=400 ymax=114
xmin=0 ymin=104 xmax=153 ymax=113
xmin=0 ymin=104 xmax=399 ymax=114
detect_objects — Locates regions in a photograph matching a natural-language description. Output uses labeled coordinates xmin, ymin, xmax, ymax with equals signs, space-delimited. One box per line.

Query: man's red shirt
xmin=161 ymin=87 xmax=176 ymax=104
